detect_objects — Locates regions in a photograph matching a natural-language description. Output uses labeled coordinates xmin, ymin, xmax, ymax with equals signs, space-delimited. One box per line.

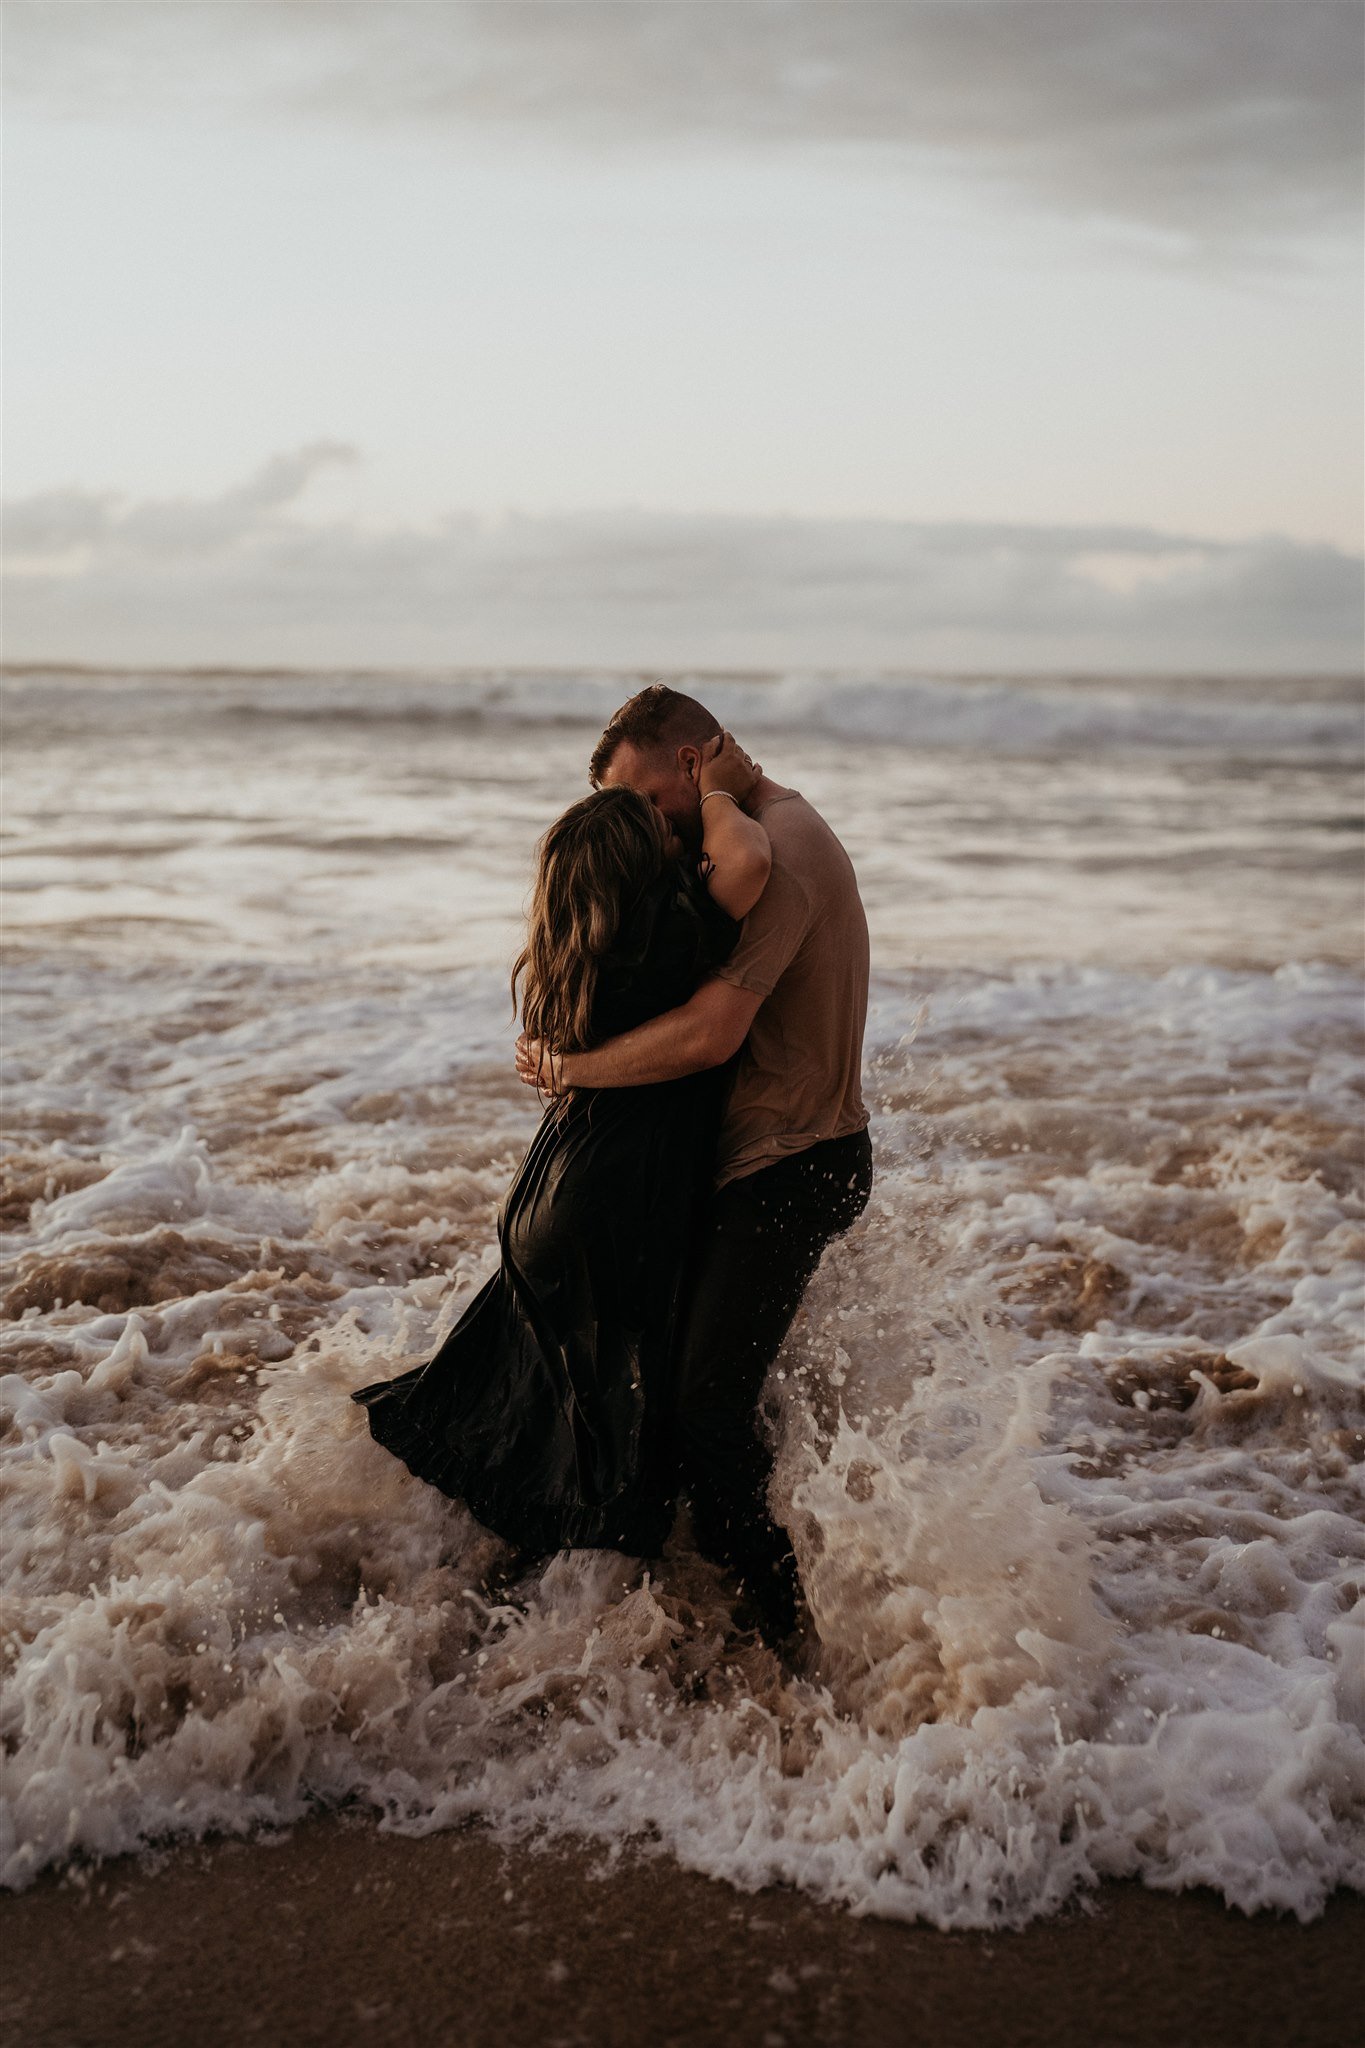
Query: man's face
xmin=599 ymin=739 xmax=702 ymax=858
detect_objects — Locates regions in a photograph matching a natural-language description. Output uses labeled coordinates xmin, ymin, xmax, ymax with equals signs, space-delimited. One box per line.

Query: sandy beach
xmin=5 ymin=1820 xmax=1363 ymax=2048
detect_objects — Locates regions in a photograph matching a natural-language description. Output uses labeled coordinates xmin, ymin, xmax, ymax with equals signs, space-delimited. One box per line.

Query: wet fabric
xmin=671 ymin=1127 xmax=875 ymax=1631
xmin=711 ymin=791 xmax=870 ymax=1187
xmin=351 ymin=865 xmax=737 ymax=1555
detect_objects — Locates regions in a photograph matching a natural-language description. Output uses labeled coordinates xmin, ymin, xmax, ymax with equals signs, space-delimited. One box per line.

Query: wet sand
xmin=4 ymin=1820 xmax=1362 ymax=2048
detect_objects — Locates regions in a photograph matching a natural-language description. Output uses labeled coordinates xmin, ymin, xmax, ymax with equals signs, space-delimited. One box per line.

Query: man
xmin=516 ymin=685 xmax=872 ymax=1638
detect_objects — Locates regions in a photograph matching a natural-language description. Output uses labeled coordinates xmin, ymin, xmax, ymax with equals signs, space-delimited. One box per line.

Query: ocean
xmin=2 ymin=666 xmax=1362 ymax=1927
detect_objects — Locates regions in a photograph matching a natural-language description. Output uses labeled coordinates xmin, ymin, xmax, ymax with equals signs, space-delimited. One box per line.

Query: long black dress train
xmin=351 ymin=864 xmax=737 ymax=1557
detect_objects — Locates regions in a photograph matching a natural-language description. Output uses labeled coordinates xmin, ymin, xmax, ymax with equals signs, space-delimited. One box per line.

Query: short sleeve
xmin=711 ymin=859 xmax=812 ymax=999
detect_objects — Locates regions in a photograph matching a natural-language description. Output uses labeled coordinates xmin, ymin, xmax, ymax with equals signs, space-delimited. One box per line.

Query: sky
xmin=4 ymin=0 xmax=1363 ymax=674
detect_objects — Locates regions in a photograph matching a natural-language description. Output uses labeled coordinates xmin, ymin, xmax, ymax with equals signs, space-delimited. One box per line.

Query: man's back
xmin=712 ymin=789 xmax=870 ymax=1187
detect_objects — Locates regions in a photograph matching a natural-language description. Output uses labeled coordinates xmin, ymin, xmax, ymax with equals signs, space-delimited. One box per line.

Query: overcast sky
xmin=5 ymin=1 xmax=1363 ymax=673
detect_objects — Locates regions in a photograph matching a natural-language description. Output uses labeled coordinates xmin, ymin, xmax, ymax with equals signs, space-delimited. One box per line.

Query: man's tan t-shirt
xmin=711 ymin=790 xmax=870 ymax=1187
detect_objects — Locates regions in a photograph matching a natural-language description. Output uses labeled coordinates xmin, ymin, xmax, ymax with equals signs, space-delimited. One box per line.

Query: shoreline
xmin=4 ymin=1819 xmax=1362 ymax=2048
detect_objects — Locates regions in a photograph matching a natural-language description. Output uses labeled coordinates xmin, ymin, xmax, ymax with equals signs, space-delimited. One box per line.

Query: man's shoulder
xmin=759 ymin=791 xmax=854 ymax=876
xmin=758 ymin=789 xmax=824 ymax=843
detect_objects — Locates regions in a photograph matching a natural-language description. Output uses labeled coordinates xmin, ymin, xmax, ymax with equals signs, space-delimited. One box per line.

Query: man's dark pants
xmin=671 ymin=1127 xmax=874 ymax=1632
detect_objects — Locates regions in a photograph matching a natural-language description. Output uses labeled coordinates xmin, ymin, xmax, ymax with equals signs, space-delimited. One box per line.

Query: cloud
xmin=6 ymin=2 xmax=1361 ymax=254
xmin=5 ymin=448 xmax=1361 ymax=673
xmin=4 ymin=444 xmax=358 ymax=561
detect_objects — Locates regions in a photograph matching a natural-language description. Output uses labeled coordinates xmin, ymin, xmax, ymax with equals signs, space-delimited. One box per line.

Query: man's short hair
xmin=589 ymin=685 xmax=721 ymax=788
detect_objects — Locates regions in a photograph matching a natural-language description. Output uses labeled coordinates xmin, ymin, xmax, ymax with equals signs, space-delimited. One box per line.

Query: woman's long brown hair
xmin=512 ymin=786 xmax=667 ymax=1068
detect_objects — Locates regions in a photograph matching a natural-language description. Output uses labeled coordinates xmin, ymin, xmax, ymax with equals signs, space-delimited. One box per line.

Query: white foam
xmin=3 ymin=950 xmax=1361 ymax=1923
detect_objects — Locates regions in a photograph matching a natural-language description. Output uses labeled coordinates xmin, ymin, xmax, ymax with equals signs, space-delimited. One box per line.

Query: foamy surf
xmin=2 ymin=669 xmax=1362 ymax=1926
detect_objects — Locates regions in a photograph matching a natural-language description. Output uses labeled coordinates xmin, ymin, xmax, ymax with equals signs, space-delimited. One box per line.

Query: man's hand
xmin=515 ymin=1032 xmax=568 ymax=1092
xmin=700 ymin=730 xmax=762 ymax=807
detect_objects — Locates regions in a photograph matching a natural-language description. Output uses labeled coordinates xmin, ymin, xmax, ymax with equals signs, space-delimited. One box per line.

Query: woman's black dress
xmin=351 ymin=865 xmax=737 ymax=1557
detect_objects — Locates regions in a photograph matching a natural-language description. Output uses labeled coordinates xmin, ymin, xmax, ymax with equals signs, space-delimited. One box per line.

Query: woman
xmin=351 ymin=736 xmax=770 ymax=1558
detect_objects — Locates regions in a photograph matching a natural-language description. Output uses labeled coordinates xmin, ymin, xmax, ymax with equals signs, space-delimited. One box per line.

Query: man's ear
xmin=676 ymin=744 xmax=702 ymax=783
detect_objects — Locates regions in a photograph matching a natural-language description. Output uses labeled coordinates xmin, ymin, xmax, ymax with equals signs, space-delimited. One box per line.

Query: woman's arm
xmin=698 ymin=732 xmax=770 ymax=919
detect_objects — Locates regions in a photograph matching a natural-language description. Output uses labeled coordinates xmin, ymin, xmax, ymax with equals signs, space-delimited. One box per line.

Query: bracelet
xmin=700 ymin=789 xmax=740 ymax=807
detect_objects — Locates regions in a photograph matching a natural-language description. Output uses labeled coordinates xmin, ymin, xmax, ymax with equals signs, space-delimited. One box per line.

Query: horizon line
xmin=5 ymin=660 xmax=1362 ymax=686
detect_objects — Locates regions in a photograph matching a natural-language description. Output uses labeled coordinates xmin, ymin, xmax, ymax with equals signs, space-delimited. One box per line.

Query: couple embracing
xmin=353 ymin=686 xmax=871 ymax=1642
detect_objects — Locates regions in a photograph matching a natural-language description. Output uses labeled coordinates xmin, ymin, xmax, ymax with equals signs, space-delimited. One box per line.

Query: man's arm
xmin=517 ymin=976 xmax=761 ymax=1092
